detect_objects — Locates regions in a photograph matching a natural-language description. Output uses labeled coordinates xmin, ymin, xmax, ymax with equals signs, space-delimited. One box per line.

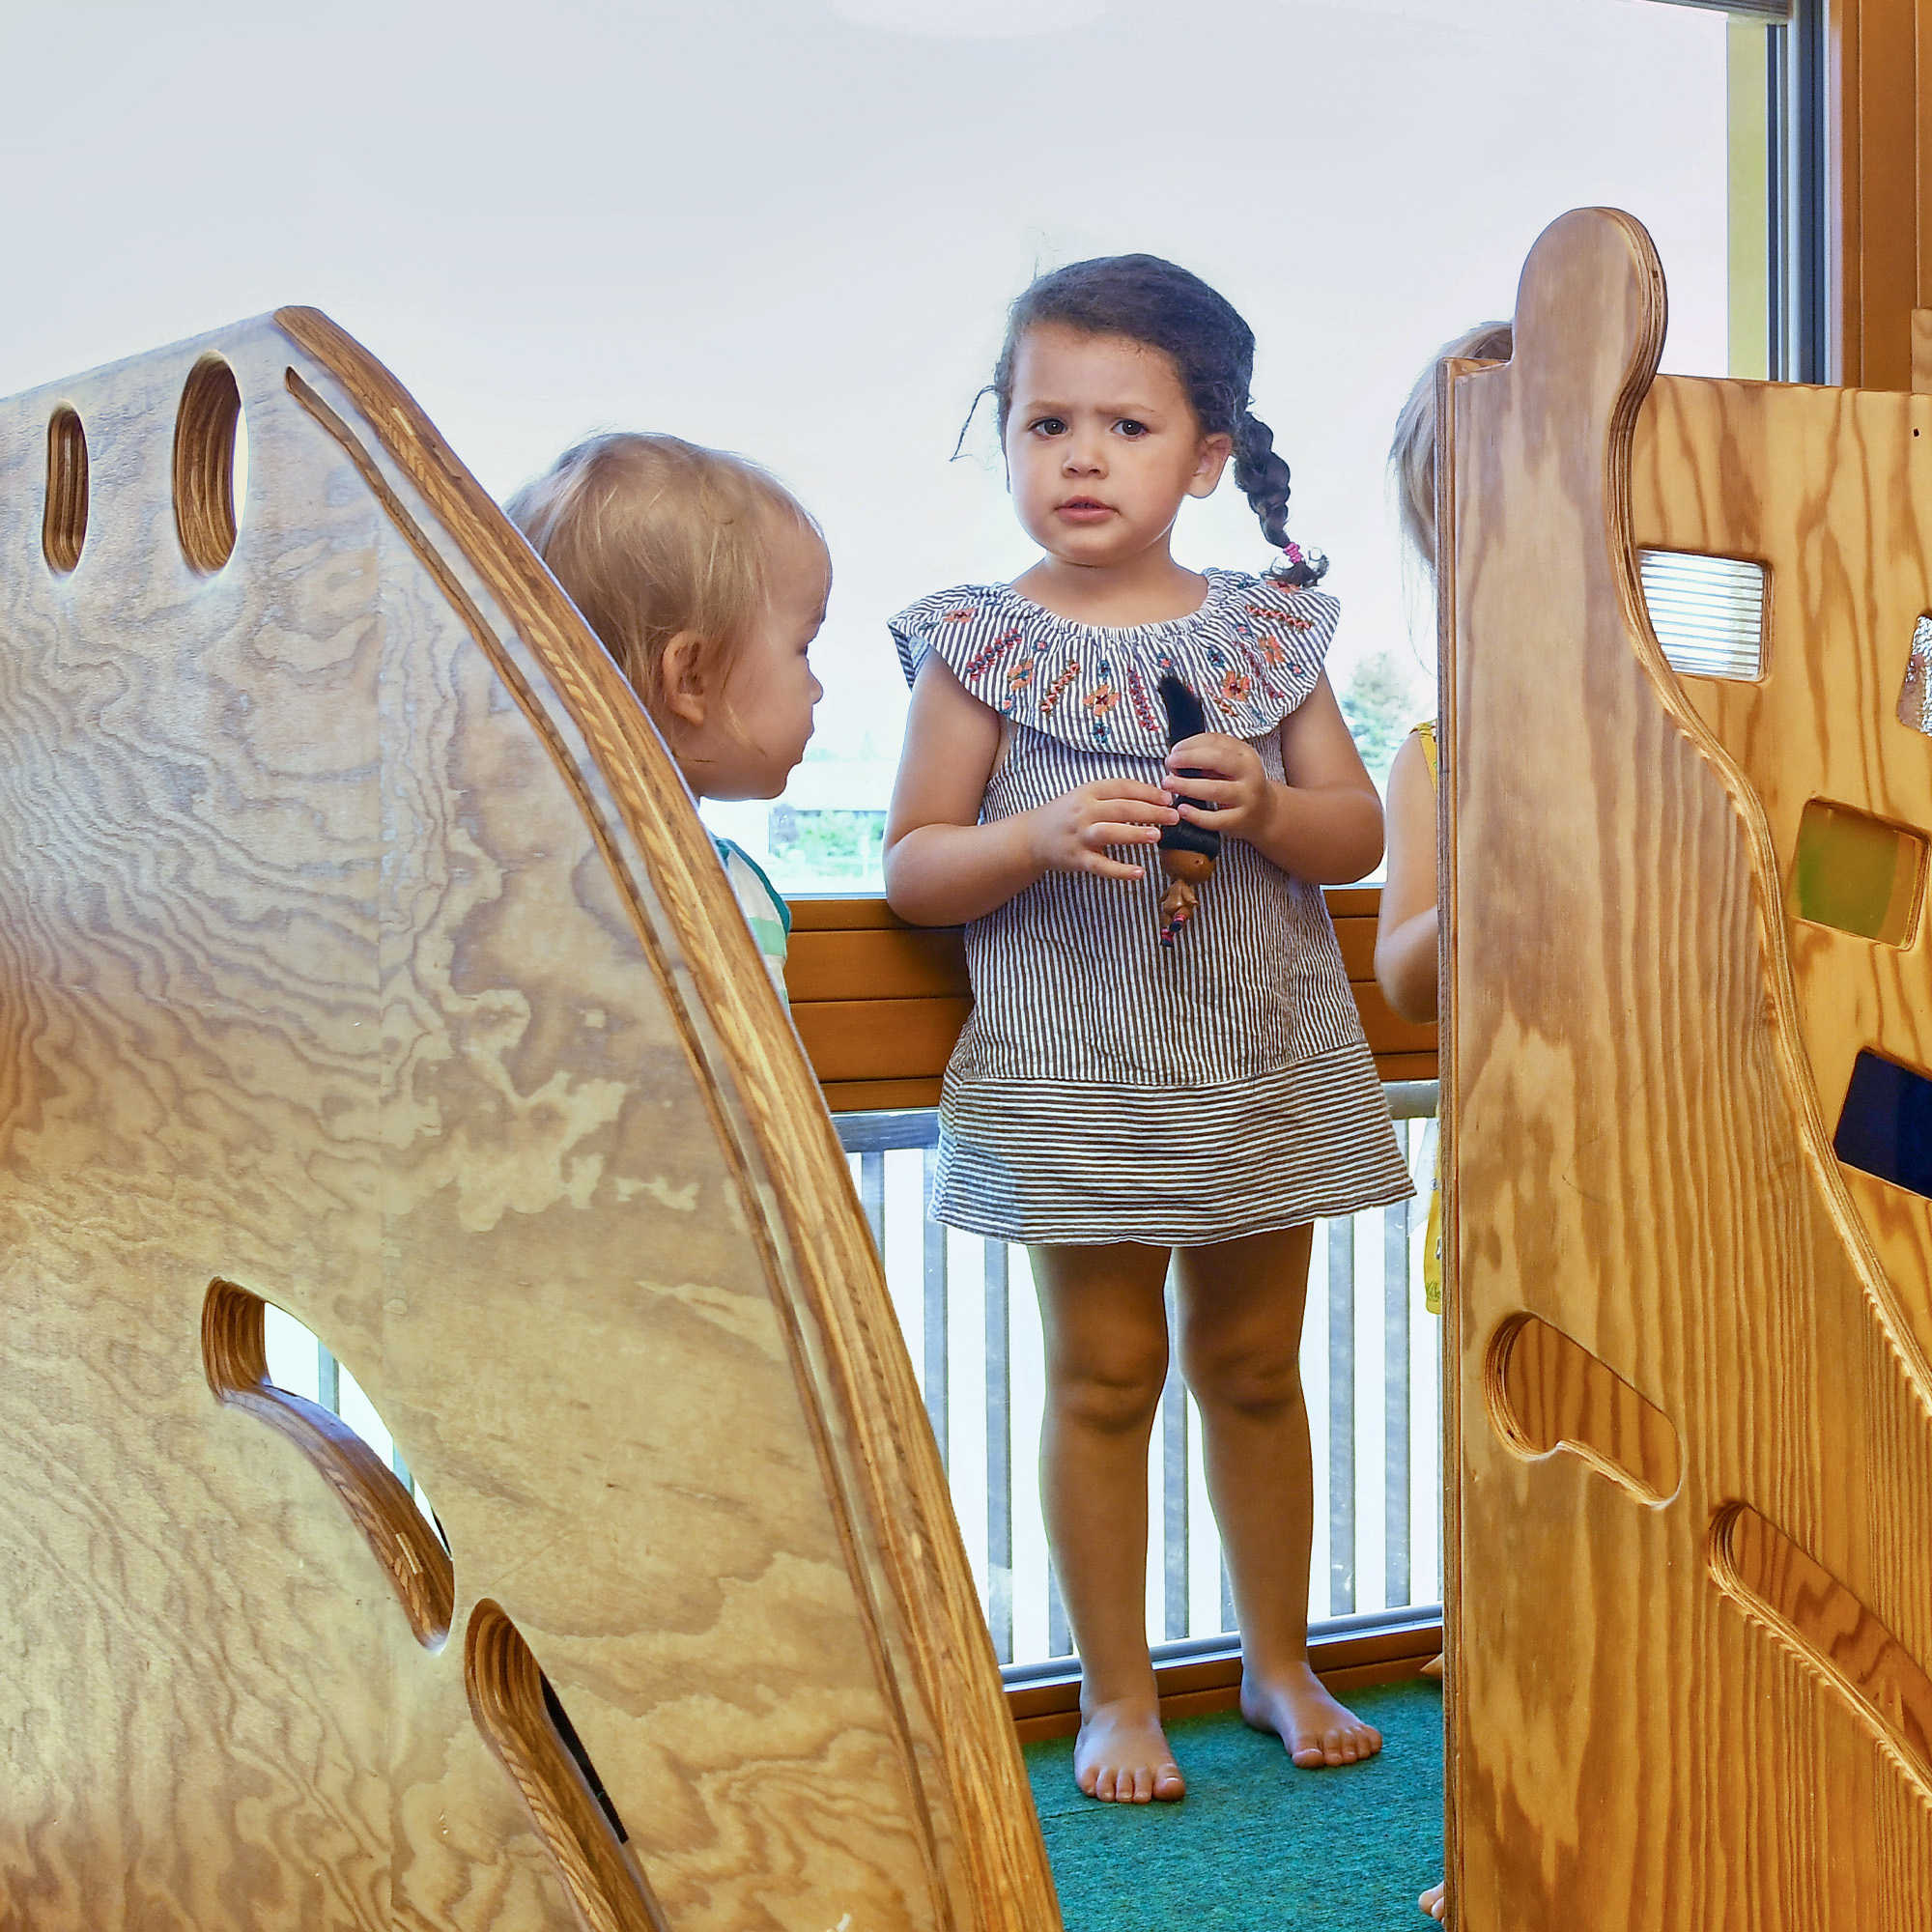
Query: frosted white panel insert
xmin=1638 ymin=550 xmax=1765 ymax=679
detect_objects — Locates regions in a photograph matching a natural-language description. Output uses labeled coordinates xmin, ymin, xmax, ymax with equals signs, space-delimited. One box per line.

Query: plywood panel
xmin=1442 ymin=208 xmax=1932 ymax=1928
xmin=0 ymin=315 xmax=1057 ymax=1930
xmin=1632 ymin=370 xmax=1932 ymax=1368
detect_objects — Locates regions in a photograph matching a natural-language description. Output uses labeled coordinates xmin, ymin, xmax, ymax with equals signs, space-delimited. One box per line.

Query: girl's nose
xmin=1062 ymin=436 xmax=1104 ymax=474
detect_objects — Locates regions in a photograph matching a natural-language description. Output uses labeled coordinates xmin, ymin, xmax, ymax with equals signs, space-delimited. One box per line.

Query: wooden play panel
xmin=1442 ymin=208 xmax=1932 ymax=1927
xmin=0 ymin=315 xmax=1055 ymax=1931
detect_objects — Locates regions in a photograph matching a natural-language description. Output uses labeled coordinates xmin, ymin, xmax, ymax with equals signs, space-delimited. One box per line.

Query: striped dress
xmin=892 ymin=569 xmax=1412 ymax=1247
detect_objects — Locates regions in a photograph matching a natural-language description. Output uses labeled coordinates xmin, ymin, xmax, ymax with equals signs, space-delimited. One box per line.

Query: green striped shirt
xmin=714 ymin=837 xmax=790 ymax=1007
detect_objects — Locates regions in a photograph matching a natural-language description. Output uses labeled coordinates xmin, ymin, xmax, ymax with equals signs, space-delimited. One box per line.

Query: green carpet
xmin=1022 ymin=1681 xmax=1443 ymax=1932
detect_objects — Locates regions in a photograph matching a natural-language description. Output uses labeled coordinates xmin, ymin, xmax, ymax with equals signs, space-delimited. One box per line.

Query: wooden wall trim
xmin=1831 ymin=0 xmax=1930 ymax=388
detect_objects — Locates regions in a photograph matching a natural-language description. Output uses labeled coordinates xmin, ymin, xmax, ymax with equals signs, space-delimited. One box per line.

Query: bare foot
xmin=1420 ymin=1880 xmax=1446 ymax=1919
xmin=1072 ymin=1694 xmax=1185 ymax=1803
xmin=1240 ymin=1662 xmax=1383 ymax=1769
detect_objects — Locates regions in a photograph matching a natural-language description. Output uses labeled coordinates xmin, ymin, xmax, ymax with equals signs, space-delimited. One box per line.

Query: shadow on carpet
xmin=1022 ymin=1679 xmax=1442 ymax=1932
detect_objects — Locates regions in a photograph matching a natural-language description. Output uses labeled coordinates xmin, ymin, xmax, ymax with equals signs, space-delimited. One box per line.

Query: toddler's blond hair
xmin=505 ymin=433 xmax=815 ymax=725
xmin=1388 ymin=321 xmax=1514 ymax=572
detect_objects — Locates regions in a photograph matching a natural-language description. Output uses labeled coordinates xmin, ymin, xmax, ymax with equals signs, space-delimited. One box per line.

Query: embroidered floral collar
xmin=890 ymin=569 xmax=1339 ymax=755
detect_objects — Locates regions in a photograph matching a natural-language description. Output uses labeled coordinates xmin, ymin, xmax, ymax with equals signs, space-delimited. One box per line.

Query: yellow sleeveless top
xmin=1414 ymin=723 xmax=1442 ymax=1316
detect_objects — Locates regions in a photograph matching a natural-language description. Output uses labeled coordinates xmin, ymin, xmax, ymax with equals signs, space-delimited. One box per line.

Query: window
xmin=672 ymin=0 xmax=1749 ymax=889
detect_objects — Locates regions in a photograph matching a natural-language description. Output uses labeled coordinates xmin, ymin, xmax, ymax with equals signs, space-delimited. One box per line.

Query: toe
xmin=1129 ymin=1764 xmax=1153 ymax=1804
xmin=1153 ymin=1761 xmax=1185 ymax=1802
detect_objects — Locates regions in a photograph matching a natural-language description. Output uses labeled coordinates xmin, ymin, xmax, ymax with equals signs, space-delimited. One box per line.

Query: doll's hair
xmin=505 ymin=432 xmax=817 ymax=726
xmin=981 ymin=253 xmax=1327 ymax=585
xmin=1388 ymin=320 xmax=1514 ymax=572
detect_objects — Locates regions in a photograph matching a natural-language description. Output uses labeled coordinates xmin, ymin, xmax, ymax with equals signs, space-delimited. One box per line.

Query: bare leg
xmin=1031 ymin=1241 xmax=1183 ymax=1804
xmin=1420 ymin=1881 xmax=1446 ymax=1919
xmin=1174 ymin=1226 xmax=1383 ymax=1770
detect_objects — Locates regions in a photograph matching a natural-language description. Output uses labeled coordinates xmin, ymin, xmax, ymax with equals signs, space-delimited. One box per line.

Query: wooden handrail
xmin=784 ymin=887 xmax=1436 ymax=1112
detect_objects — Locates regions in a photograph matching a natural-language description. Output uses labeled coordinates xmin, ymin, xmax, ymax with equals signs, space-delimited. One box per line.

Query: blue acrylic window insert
xmin=1833 ymin=1051 xmax=1932 ymax=1200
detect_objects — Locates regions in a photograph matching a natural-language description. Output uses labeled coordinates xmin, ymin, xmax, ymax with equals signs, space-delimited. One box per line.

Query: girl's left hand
xmin=1163 ymin=733 xmax=1279 ymax=842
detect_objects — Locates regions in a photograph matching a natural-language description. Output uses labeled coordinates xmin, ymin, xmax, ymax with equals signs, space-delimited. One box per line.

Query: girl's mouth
xmin=1057 ymin=498 xmax=1113 ymax=524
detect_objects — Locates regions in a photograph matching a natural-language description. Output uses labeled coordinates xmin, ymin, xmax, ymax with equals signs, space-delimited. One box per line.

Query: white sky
xmin=0 ymin=0 xmax=1729 ymax=793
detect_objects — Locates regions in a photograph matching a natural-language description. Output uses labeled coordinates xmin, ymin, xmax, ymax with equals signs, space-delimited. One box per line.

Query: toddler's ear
xmin=1188 ymin=432 xmax=1235 ymax=498
xmin=660 ymin=630 xmax=709 ymax=729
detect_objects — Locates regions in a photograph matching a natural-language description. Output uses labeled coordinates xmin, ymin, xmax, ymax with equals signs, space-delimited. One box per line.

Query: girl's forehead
xmin=1010 ymin=325 xmax=1185 ymax=401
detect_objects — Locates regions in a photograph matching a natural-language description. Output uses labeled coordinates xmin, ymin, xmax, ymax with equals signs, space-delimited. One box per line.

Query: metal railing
xmin=838 ymin=1086 xmax=1443 ymax=1669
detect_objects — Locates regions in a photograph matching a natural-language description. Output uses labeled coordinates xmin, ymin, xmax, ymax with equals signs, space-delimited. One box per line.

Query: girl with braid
xmin=885 ymin=256 xmax=1412 ymax=1804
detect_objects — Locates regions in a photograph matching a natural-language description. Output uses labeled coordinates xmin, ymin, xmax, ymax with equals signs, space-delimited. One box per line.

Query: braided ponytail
xmin=980 ymin=254 xmax=1329 ymax=579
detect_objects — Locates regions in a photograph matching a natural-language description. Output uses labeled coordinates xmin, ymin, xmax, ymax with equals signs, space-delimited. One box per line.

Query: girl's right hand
xmin=1026 ymin=781 xmax=1179 ymax=880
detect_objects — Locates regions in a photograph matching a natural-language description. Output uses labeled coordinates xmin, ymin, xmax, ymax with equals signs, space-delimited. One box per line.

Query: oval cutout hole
xmin=43 ymin=406 xmax=88 ymax=574
xmin=1485 ymin=1312 xmax=1683 ymax=1505
xmin=466 ymin=1599 xmax=666 ymax=1932
xmin=173 ymin=355 xmax=242 ymax=572
xmin=1711 ymin=1502 xmax=1932 ymax=1793
xmin=202 ymin=1277 xmax=452 ymax=1648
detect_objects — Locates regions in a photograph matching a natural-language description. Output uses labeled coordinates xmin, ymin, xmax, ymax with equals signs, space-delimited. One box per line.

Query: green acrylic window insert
xmin=1789 ymin=800 xmax=1926 ymax=947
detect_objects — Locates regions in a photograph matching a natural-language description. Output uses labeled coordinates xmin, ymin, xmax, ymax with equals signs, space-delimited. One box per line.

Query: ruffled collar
xmin=890 ymin=568 xmax=1339 ymax=755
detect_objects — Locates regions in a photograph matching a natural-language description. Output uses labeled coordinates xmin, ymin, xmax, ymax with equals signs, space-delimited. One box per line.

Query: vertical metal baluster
xmin=1327 ymin=1215 xmax=1356 ymax=1616
xmin=1220 ymin=1556 xmax=1235 ymax=1638
xmin=318 ymin=1341 xmax=339 ymax=1416
xmin=1047 ymin=1570 xmax=1071 ymax=1659
xmin=984 ymin=1239 xmax=1013 ymax=1665
xmin=1384 ymin=1193 xmax=1411 ymax=1608
xmin=922 ymin=1146 xmax=949 ymax=1471
xmin=860 ymin=1150 xmax=886 ymax=1257
xmin=1161 ymin=1280 xmax=1189 ymax=1641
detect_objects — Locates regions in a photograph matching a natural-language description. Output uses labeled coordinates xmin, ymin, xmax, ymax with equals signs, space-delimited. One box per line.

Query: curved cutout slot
xmin=466 ymin=1600 xmax=666 ymax=1932
xmin=1711 ymin=1503 xmax=1932 ymax=1789
xmin=1485 ymin=1312 xmax=1682 ymax=1504
xmin=173 ymin=355 xmax=242 ymax=572
xmin=43 ymin=406 xmax=88 ymax=574
xmin=201 ymin=1278 xmax=452 ymax=1647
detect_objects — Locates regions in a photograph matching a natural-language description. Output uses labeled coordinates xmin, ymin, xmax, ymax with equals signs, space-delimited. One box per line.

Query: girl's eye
xmin=1030 ymin=416 xmax=1068 ymax=438
xmin=1116 ymin=419 xmax=1149 ymax=439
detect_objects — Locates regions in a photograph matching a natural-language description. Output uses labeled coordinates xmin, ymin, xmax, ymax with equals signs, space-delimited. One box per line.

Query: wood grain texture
xmin=1442 ymin=209 xmax=1932 ymax=1928
xmin=789 ymin=999 xmax=976 ymax=1085
xmin=0 ymin=313 xmax=1057 ymax=1929
xmin=1485 ymin=1313 xmax=1683 ymax=1507
xmin=1912 ymin=307 xmax=1932 ymax=394
xmin=1632 ymin=369 xmax=1932 ymax=1368
xmin=1712 ymin=1504 xmax=1932 ymax=1797
xmin=783 ymin=926 xmax=970 ymax=1006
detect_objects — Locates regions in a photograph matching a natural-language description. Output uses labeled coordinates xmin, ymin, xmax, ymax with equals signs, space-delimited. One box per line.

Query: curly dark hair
xmin=979 ymin=253 xmax=1326 ymax=585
